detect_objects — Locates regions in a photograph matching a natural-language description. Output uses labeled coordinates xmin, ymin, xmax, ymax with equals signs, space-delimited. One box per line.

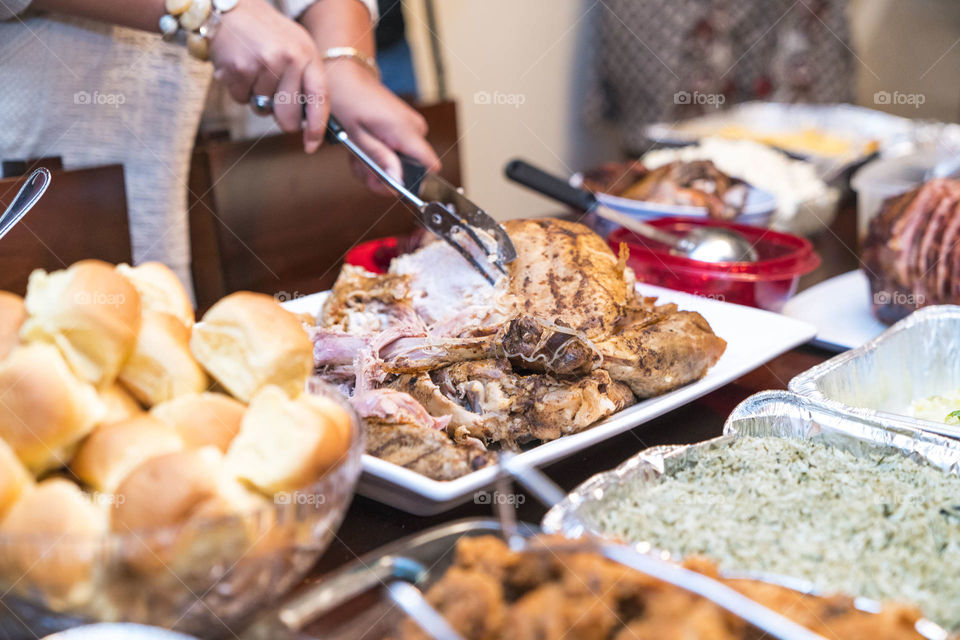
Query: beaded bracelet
xmin=159 ymin=0 xmax=238 ymax=61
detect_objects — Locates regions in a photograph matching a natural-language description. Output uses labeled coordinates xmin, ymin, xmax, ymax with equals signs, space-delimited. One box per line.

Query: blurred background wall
xmin=403 ymin=0 xmax=960 ymax=220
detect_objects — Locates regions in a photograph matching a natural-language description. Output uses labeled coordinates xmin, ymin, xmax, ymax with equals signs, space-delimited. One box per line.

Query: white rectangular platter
xmin=781 ymin=270 xmax=887 ymax=353
xmin=284 ymin=284 xmax=816 ymax=515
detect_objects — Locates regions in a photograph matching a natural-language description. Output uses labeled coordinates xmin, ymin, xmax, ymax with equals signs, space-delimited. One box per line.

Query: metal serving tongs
xmin=494 ymin=454 xmax=828 ymax=640
xmin=0 ymin=168 xmax=51 ymax=241
xmin=325 ymin=115 xmax=516 ymax=284
xmin=241 ymin=539 xmax=464 ymax=640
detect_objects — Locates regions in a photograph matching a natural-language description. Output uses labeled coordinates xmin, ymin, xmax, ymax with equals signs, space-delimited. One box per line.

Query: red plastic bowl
xmin=608 ymin=217 xmax=820 ymax=311
xmin=345 ymin=237 xmax=401 ymax=274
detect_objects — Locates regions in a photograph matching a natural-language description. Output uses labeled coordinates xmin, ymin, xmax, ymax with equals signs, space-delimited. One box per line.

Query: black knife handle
xmin=505 ymin=159 xmax=598 ymax=213
xmin=325 ymin=114 xmax=346 ymax=145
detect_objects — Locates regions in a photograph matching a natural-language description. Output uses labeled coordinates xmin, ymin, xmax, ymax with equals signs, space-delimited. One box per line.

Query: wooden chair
xmin=188 ymin=101 xmax=462 ymax=310
xmin=0 ymin=163 xmax=131 ymax=295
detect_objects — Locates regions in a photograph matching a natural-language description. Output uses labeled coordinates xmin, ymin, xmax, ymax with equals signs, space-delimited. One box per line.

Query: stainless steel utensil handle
xmin=599 ymin=545 xmax=826 ymax=640
xmin=276 ymin=556 xmax=425 ymax=631
xmin=503 ymin=159 xmax=686 ymax=249
xmin=0 ymin=168 xmax=51 ymax=241
xmin=591 ymin=203 xmax=690 ymax=250
xmin=504 ymin=463 xmax=827 ymax=640
xmin=326 ymin=115 xmax=426 ymax=208
xmin=386 ymin=582 xmax=466 ymax=640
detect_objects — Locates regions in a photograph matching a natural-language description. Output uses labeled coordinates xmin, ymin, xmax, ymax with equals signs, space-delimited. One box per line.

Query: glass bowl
xmin=0 ymin=379 xmax=364 ymax=639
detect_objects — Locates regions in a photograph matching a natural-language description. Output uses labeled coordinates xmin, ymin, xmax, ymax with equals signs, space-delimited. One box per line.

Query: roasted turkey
xmin=311 ymin=218 xmax=725 ymax=480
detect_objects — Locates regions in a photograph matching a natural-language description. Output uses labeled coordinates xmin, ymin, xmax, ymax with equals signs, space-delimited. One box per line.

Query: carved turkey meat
xmin=312 ymin=218 xmax=726 ymax=480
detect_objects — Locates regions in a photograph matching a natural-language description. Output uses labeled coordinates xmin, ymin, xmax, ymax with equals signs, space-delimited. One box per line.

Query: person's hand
xmin=324 ymin=58 xmax=441 ymax=195
xmin=209 ymin=0 xmax=329 ymax=153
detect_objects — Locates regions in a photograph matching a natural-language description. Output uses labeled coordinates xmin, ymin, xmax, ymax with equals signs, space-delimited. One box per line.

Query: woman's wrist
xmin=321 ymin=47 xmax=380 ymax=80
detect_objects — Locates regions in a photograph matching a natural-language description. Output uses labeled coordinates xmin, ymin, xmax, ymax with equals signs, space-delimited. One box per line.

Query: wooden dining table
xmin=306 ymin=193 xmax=864 ymax=580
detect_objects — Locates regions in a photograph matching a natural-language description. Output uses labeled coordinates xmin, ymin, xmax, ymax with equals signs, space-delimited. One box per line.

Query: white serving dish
xmin=284 ymin=284 xmax=815 ymax=515
xmin=781 ymin=270 xmax=886 ymax=352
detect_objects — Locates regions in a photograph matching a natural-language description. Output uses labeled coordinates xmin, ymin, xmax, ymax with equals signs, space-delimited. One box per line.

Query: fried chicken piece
xmin=501 ymin=584 xmax=618 ymax=640
xmin=394 ymin=536 xmax=932 ymax=640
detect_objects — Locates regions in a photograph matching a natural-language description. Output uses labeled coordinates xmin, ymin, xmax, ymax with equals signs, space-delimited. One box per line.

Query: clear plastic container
xmin=851 ymin=152 xmax=939 ymax=242
xmin=609 ymin=218 xmax=820 ymax=311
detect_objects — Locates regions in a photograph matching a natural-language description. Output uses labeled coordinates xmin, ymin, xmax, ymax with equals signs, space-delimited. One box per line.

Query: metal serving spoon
xmin=0 ymin=168 xmax=51 ymax=241
xmin=505 ymin=159 xmax=759 ymax=263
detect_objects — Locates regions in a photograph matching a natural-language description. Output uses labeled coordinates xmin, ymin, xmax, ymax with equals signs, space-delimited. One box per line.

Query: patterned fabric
xmin=0 ymin=0 xmax=373 ymax=297
xmin=0 ymin=0 xmax=31 ymax=19
xmin=586 ymin=0 xmax=854 ymax=154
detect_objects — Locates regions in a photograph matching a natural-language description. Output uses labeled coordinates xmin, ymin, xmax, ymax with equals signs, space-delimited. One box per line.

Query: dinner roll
xmin=226 ymin=386 xmax=351 ymax=495
xmin=20 ymin=260 xmax=141 ymax=386
xmin=190 ymin=292 xmax=312 ymax=402
xmin=0 ymin=344 xmax=105 ymax=473
xmin=71 ymin=415 xmax=184 ymax=493
xmin=150 ymin=392 xmax=246 ymax=452
xmin=0 ymin=291 xmax=26 ymax=360
xmin=117 ymin=262 xmax=194 ymax=328
xmin=0 ymin=478 xmax=106 ymax=608
xmin=98 ymin=383 xmax=144 ymax=425
xmin=111 ymin=447 xmax=262 ymax=572
xmin=118 ymin=310 xmax=208 ymax=406
xmin=0 ymin=438 xmax=32 ymax=518
xmin=112 ymin=447 xmax=226 ymax=533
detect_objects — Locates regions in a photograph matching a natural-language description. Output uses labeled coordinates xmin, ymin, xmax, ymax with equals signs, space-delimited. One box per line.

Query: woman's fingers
xmin=219 ymin=66 xmax=256 ymax=105
xmin=251 ymin=64 xmax=282 ymax=107
xmin=301 ymin=59 xmax=329 ymax=154
xmin=349 ymin=126 xmax=403 ymax=196
xmin=370 ymin=111 xmax=441 ymax=172
xmin=273 ymin=62 xmax=304 ymax=133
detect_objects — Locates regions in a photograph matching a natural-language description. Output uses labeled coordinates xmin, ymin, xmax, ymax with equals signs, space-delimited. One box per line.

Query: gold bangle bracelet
xmin=322 ymin=46 xmax=380 ymax=80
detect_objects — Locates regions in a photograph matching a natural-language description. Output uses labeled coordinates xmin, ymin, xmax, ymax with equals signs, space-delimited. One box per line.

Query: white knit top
xmin=0 ymin=0 xmax=376 ymax=297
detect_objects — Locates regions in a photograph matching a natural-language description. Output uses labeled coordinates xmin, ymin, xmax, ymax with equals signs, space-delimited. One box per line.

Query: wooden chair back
xmin=0 ymin=163 xmax=131 ymax=295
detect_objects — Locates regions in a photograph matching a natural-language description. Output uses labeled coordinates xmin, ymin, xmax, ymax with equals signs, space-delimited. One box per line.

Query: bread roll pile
xmin=0 ymin=260 xmax=353 ymax=607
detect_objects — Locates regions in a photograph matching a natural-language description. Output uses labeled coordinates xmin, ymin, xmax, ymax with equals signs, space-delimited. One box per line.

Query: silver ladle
xmin=505 ymin=159 xmax=759 ymax=263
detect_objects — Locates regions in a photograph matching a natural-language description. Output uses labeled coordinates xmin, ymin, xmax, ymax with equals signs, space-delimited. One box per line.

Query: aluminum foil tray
xmin=541 ymin=389 xmax=960 ymax=640
xmin=789 ymin=305 xmax=960 ymax=440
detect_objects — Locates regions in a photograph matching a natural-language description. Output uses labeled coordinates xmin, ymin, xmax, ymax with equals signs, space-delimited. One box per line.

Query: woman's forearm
xmin=299 ymin=0 xmax=375 ymax=57
xmin=30 ymin=0 xmax=164 ymax=32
